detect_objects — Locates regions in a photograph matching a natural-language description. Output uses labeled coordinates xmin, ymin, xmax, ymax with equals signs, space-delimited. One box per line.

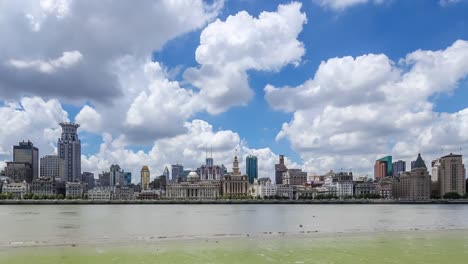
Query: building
xmin=335 ymin=172 xmax=354 ymax=198
xmin=1 ymin=181 xmax=29 ymax=199
xmin=81 ymin=172 xmax=95 ymax=190
xmin=276 ymin=184 xmax=294 ymax=199
xmin=163 ymin=167 xmax=170 ymax=181
xmin=392 ymin=160 xmax=406 ymax=177
xmin=58 ymin=122 xmax=81 ymax=182
xmin=109 ymin=164 xmax=124 ymax=186
xmin=432 ymin=153 xmax=466 ymax=197
xmin=282 ymin=168 xmax=307 ymax=186
xmin=275 ymin=155 xmax=288 ymax=184
xmin=246 ymin=155 xmax=258 ymax=184
xmin=13 ymin=141 xmax=39 ymax=181
xmin=374 ymin=156 xmax=392 ymax=180
xmin=4 ymin=162 xmax=32 ymax=183
xmin=251 ymin=177 xmax=276 ymax=198
xmin=166 ymin=171 xmax=221 ymax=200
xmin=140 ymin=166 xmax=150 ymax=191
xmin=124 ymin=172 xmax=132 ymax=186
xmin=114 ymin=186 xmax=134 ymax=200
xmin=171 ymin=164 xmax=184 ymax=182
xmin=197 ymin=154 xmax=225 ymax=181
xmin=88 ymin=187 xmax=113 ymax=200
xmin=138 ymin=190 xmax=160 ymax=200
xmin=40 ymin=155 xmax=65 ymax=181
xmin=392 ymin=153 xmax=431 ymax=200
xmin=354 ymin=182 xmax=377 ymax=197
xmin=376 ymin=177 xmax=393 ymax=198
xmin=222 ymin=154 xmax=249 ymax=196
xmin=98 ymin=172 xmax=111 ymax=187
xmin=30 ymin=177 xmax=56 ymax=196
xmin=65 ymin=182 xmax=85 ymax=198
xmin=150 ymin=175 xmax=167 ymax=191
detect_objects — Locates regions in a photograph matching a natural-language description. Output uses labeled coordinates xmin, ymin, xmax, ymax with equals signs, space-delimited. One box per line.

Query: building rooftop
xmin=412 ymin=153 xmax=427 ymax=169
xmin=441 ymin=153 xmax=462 ymax=159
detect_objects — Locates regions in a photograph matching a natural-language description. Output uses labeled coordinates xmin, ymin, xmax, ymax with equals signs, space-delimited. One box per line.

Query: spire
xmin=412 ymin=153 xmax=427 ymax=170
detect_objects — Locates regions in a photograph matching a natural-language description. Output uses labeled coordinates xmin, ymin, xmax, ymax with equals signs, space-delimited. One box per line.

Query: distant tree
xmin=32 ymin=194 xmax=40 ymax=200
xmin=443 ymin=192 xmax=462 ymax=199
xmin=57 ymin=194 xmax=64 ymax=200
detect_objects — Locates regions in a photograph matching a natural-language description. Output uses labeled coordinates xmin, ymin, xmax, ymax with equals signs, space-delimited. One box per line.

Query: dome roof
xmin=188 ymin=171 xmax=199 ymax=178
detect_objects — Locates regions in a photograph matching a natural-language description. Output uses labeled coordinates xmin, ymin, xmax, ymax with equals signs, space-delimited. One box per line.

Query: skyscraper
xmin=58 ymin=122 xmax=81 ymax=182
xmin=124 ymin=172 xmax=132 ymax=186
xmin=163 ymin=166 xmax=170 ymax=180
xmin=109 ymin=164 xmax=124 ymax=186
xmin=432 ymin=153 xmax=466 ymax=197
xmin=374 ymin=156 xmax=393 ymax=180
xmin=40 ymin=155 xmax=65 ymax=181
xmin=246 ymin=155 xmax=258 ymax=184
xmin=141 ymin=166 xmax=150 ymax=190
xmin=13 ymin=140 xmax=38 ymax=181
xmin=171 ymin=164 xmax=184 ymax=182
xmin=275 ymin=155 xmax=288 ymax=184
xmin=392 ymin=160 xmax=406 ymax=177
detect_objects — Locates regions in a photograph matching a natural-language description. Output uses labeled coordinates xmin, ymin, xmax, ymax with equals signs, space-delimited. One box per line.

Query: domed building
xmin=165 ymin=170 xmax=221 ymax=200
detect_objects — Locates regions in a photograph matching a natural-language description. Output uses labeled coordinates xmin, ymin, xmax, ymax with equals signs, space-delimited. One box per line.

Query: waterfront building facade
xmin=166 ymin=171 xmax=221 ymax=200
xmin=140 ymin=166 xmax=150 ymax=191
xmin=88 ymin=187 xmax=113 ymax=200
xmin=30 ymin=177 xmax=56 ymax=196
xmin=276 ymin=184 xmax=294 ymax=199
xmin=432 ymin=153 xmax=466 ymax=197
xmin=114 ymin=186 xmax=134 ymax=200
xmin=392 ymin=154 xmax=430 ymax=200
xmin=246 ymin=155 xmax=258 ymax=184
xmin=354 ymin=182 xmax=377 ymax=197
xmin=40 ymin=155 xmax=65 ymax=181
xmin=13 ymin=141 xmax=39 ymax=181
xmin=222 ymin=155 xmax=249 ymax=196
xmin=58 ymin=122 xmax=81 ymax=182
xmin=275 ymin=155 xmax=288 ymax=184
xmin=251 ymin=177 xmax=276 ymax=198
xmin=1 ymin=181 xmax=29 ymax=199
xmin=65 ymin=182 xmax=85 ymax=198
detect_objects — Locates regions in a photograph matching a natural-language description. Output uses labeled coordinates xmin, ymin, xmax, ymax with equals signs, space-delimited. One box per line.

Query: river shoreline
xmin=1 ymin=199 xmax=468 ymax=205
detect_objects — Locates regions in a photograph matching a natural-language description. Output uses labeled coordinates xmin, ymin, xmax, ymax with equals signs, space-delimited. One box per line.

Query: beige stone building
xmin=140 ymin=166 xmax=150 ymax=191
xmin=165 ymin=171 xmax=221 ymax=200
xmin=222 ymin=155 xmax=248 ymax=195
xmin=432 ymin=153 xmax=466 ymax=197
xmin=392 ymin=154 xmax=431 ymax=200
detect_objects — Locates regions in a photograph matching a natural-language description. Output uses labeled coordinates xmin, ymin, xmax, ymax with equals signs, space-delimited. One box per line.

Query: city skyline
xmin=0 ymin=1 xmax=467 ymax=183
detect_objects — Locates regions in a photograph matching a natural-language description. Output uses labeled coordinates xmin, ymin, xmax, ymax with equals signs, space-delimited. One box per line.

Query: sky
xmin=0 ymin=0 xmax=468 ymax=182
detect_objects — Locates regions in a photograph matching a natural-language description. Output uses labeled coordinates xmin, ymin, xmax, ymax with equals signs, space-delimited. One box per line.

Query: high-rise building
xmin=124 ymin=172 xmax=132 ymax=186
xmin=13 ymin=140 xmax=38 ymax=181
xmin=246 ymin=155 xmax=258 ymax=184
xmin=392 ymin=160 xmax=406 ymax=177
xmin=98 ymin=172 xmax=111 ymax=187
xmin=282 ymin=168 xmax=307 ymax=186
xmin=275 ymin=155 xmax=288 ymax=184
xmin=171 ymin=164 xmax=184 ymax=182
xmin=432 ymin=153 xmax=466 ymax=197
xmin=197 ymin=153 xmax=225 ymax=181
xmin=374 ymin=156 xmax=392 ymax=180
xmin=163 ymin=166 xmax=170 ymax=180
xmin=81 ymin=172 xmax=95 ymax=190
xmin=40 ymin=155 xmax=64 ymax=181
xmin=58 ymin=122 xmax=81 ymax=182
xmin=109 ymin=164 xmax=124 ymax=186
xmin=141 ymin=166 xmax=150 ymax=191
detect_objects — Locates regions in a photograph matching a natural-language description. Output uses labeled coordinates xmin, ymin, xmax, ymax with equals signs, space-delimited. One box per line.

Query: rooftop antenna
xmin=211 ymin=145 xmax=213 ymax=159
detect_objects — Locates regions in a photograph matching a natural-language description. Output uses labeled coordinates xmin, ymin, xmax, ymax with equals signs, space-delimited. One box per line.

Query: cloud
xmin=8 ymin=50 xmax=82 ymax=73
xmin=266 ymin=39 xmax=468 ymax=175
xmin=314 ymin=0 xmax=387 ymax=11
xmin=439 ymin=0 xmax=462 ymax=7
xmin=0 ymin=0 xmax=222 ymax=102
xmin=184 ymin=2 xmax=307 ymax=114
xmin=0 ymin=97 xmax=69 ymax=169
